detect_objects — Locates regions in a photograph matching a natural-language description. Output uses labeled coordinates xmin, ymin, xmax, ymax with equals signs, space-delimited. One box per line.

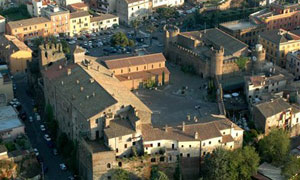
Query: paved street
xmin=13 ymin=74 xmax=72 ymax=180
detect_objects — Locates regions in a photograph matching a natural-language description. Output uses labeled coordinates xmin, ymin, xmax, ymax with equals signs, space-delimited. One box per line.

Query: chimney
xmin=165 ymin=124 xmax=168 ymax=132
xmin=92 ymin=92 xmax=96 ymax=97
xmin=194 ymin=116 xmax=198 ymax=122
xmin=86 ymin=95 xmax=89 ymax=99
xmin=182 ymin=121 xmax=185 ymax=132
xmin=67 ymin=68 xmax=71 ymax=75
xmin=59 ymin=65 xmax=62 ymax=70
xmin=194 ymin=132 xmax=199 ymax=139
xmin=80 ymin=86 xmax=84 ymax=92
xmin=187 ymin=114 xmax=191 ymax=121
xmin=61 ymin=81 xmax=64 ymax=85
xmin=90 ymin=78 xmax=94 ymax=83
xmin=76 ymin=80 xmax=80 ymax=84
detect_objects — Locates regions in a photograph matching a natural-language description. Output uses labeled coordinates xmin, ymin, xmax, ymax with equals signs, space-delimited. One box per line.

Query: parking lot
xmin=135 ymin=63 xmax=219 ymax=127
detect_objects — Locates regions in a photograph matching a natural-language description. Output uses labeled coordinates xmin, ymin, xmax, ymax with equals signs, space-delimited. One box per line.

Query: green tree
xmin=45 ymin=103 xmax=54 ymax=122
xmin=131 ymin=19 xmax=140 ymax=37
xmin=201 ymin=148 xmax=232 ymax=180
xmin=33 ymin=37 xmax=44 ymax=47
xmin=150 ymin=166 xmax=169 ymax=180
xmin=235 ymin=56 xmax=249 ymax=71
xmin=111 ymin=169 xmax=130 ymax=180
xmin=230 ymin=146 xmax=260 ymax=180
xmin=173 ymin=163 xmax=181 ymax=180
xmin=282 ymin=155 xmax=300 ymax=179
xmin=146 ymin=23 xmax=157 ymax=45
xmin=111 ymin=32 xmax=132 ymax=47
xmin=61 ymin=40 xmax=70 ymax=54
xmin=156 ymin=7 xmax=178 ymax=19
xmin=258 ymin=129 xmax=290 ymax=166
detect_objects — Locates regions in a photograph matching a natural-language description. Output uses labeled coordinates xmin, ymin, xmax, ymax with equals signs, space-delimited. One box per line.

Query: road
xmin=14 ymin=74 xmax=72 ymax=180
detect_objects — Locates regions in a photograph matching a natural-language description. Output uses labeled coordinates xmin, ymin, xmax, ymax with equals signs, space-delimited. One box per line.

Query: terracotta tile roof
xmin=115 ymin=67 xmax=170 ymax=81
xmin=7 ymin=17 xmax=50 ymax=29
xmin=142 ymin=117 xmax=242 ymax=142
xmin=249 ymin=76 xmax=265 ymax=87
xmin=104 ymin=118 xmax=136 ymax=139
xmin=90 ymin=14 xmax=118 ymax=22
xmin=69 ymin=2 xmax=88 ymax=8
xmin=254 ymin=98 xmax=291 ymax=118
xmin=222 ymin=135 xmax=234 ymax=143
xmin=103 ymin=53 xmax=166 ymax=69
xmin=70 ymin=11 xmax=90 ymax=19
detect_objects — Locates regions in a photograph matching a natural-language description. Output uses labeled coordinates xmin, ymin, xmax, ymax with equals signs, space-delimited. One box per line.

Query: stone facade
xmin=163 ymin=25 xmax=248 ymax=79
xmin=39 ymin=43 xmax=65 ymax=67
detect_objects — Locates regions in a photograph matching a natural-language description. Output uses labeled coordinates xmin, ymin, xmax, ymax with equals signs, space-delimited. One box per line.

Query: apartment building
xmin=142 ymin=117 xmax=243 ymax=158
xmin=0 ymin=35 xmax=32 ymax=74
xmin=259 ymin=29 xmax=300 ymax=67
xmin=286 ymin=50 xmax=300 ymax=80
xmin=57 ymin=0 xmax=83 ymax=7
xmin=250 ymin=3 xmax=300 ymax=31
xmin=41 ymin=5 xmax=70 ymax=35
xmin=253 ymin=98 xmax=300 ymax=135
xmin=0 ymin=106 xmax=24 ymax=140
xmin=102 ymin=53 xmax=170 ymax=90
xmin=69 ymin=11 xmax=90 ymax=37
xmin=90 ymin=14 xmax=119 ymax=32
xmin=116 ymin=0 xmax=150 ymax=25
xmin=67 ymin=2 xmax=88 ymax=12
xmin=6 ymin=17 xmax=52 ymax=41
xmin=245 ymin=74 xmax=288 ymax=104
xmin=26 ymin=0 xmax=49 ymax=17
xmin=151 ymin=0 xmax=184 ymax=9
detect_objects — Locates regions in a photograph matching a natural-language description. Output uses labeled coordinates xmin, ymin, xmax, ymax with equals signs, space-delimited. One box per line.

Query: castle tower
xmin=252 ymin=44 xmax=266 ymax=73
xmin=211 ymin=46 xmax=224 ymax=79
xmin=163 ymin=24 xmax=180 ymax=56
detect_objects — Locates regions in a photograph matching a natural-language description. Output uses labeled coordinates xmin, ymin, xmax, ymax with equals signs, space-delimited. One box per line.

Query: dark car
xmin=43 ymin=166 xmax=48 ymax=174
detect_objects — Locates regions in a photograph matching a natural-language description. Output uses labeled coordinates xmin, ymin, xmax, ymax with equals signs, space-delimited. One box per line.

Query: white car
xmin=33 ymin=148 xmax=39 ymax=156
xmin=40 ymin=125 xmax=46 ymax=131
xmin=36 ymin=113 xmax=41 ymax=121
xmin=60 ymin=163 xmax=67 ymax=171
xmin=29 ymin=116 xmax=33 ymax=122
xmin=44 ymin=134 xmax=51 ymax=141
xmin=68 ymin=40 xmax=76 ymax=45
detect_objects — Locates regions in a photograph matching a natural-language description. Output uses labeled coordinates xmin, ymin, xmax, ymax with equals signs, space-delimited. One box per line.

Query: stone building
xmin=142 ymin=116 xmax=243 ymax=159
xmin=259 ymin=29 xmax=300 ymax=68
xmin=101 ymin=53 xmax=170 ymax=90
xmin=250 ymin=3 xmax=300 ymax=32
xmin=163 ymin=25 xmax=248 ymax=79
xmin=39 ymin=43 xmax=65 ymax=67
xmin=0 ymin=35 xmax=32 ymax=74
xmin=219 ymin=20 xmax=265 ymax=46
xmin=252 ymin=98 xmax=300 ymax=135
xmin=0 ymin=72 xmax=13 ymax=105
xmin=286 ymin=50 xmax=300 ymax=80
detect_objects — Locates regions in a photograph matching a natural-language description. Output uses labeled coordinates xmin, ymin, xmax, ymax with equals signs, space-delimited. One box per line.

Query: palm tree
xmin=146 ymin=23 xmax=157 ymax=46
xmin=131 ymin=19 xmax=140 ymax=37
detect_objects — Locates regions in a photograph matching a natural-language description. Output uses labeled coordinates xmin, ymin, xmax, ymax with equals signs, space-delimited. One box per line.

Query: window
xmin=128 ymin=68 xmax=131 ymax=72
xmin=209 ymin=141 xmax=211 ymax=145
xmin=113 ymin=19 xmax=117 ymax=22
xmin=223 ymin=132 xmax=225 ymax=135
xmin=159 ymin=63 xmax=161 ymax=67
xmin=133 ymin=142 xmax=136 ymax=145
xmin=203 ymin=152 xmax=206 ymax=155
xmin=136 ymin=67 xmax=138 ymax=71
xmin=236 ymin=133 xmax=238 ymax=137
xmin=45 ymin=24 xmax=47 ymax=27
xmin=181 ymin=145 xmax=184 ymax=147
xmin=152 ymin=64 xmax=154 ymax=69
xmin=203 ymin=143 xmax=205 ymax=146
xmin=158 ymin=142 xmax=160 ymax=147
xmin=107 ymin=163 xmax=111 ymax=168
xmin=218 ymin=140 xmax=221 ymax=143
xmin=189 ymin=145 xmax=191 ymax=148
xmin=180 ymin=153 xmax=183 ymax=157
xmin=121 ymin=69 xmax=123 ymax=73
xmin=150 ymin=143 xmax=153 ymax=147
xmin=124 ymin=144 xmax=127 ymax=148
xmin=107 ymin=20 xmax=110 ymax=23
xmin=144 ymin=66 xmax=146 ymax=69
xmin=23 ymin=27 xmax=27 ymax=31
xmin=116 ymin=148 xmax=118 ymax=153
xmin=187 ymin=153 xmax=190 ymax=157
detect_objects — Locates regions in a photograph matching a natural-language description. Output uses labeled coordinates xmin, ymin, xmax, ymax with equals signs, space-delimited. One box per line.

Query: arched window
xmin=107 ymin=163 xmax=111 ymax=169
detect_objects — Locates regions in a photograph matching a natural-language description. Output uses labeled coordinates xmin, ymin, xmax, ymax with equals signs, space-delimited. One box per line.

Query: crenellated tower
xmin=163 ymin=24 xmax=180 ymax=57
xmin=211 ymin=46 xmax=224 ymax=79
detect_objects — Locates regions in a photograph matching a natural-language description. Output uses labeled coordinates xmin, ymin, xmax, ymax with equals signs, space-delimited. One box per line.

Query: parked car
xmin=68 ymin=40 xmax=76 ymax=45
xmin=60 ymin=163 xmax=67 ymax=171
xmin=53 ymin=148 xmax=58 ymax=155
xmin=36 ymin=113 xmax=41 ymax=121
xmin=40 ymin=125 xmax=46 ymax=131
xmin=33 ymin=148 xmax=39 ymax=156
xmin=44 ymin=134 xmax=51 ymax=141
xmin=29 ymin=116 xmax=33 ymax=122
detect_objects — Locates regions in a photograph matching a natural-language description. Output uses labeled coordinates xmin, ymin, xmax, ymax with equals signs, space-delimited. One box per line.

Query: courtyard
xmin=135 ymin=63 xmax=220 ymax=127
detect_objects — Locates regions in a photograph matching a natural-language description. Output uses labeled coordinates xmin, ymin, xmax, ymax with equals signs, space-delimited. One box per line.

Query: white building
xmin=27 ymin=0 xmax=48 ymax=17
xmin=142 ymin=117 xmax=243 ymax=160
xmin=0 ymin=106 xmax=25 ymax=140
xmin=151 ymin=0 xmax=184 ymax=9
xmin=90 ymin=14 xmax=119 ymax=32
xmin=0 ymin=15 xmax=5 ymax=33
xmin=245 ymin=74 xmax=287 ymax=104
xmin=116 ymin=0 xmax=150 ymax=25
xmin=57 ymin=0 xmax=83 ymax=7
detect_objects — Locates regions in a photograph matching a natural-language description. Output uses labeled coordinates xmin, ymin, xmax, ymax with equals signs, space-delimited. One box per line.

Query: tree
xmin=150 ymin=166 xmax=169 ymax=180
xmin=61 ymin=40 xmax=70 ymax=54
xmin=45 ymin=103 xmax=54 ymax=122
xmin=229 ymin=146 xmax=260 ymax=180
xmin=111 ymin=32 xmax=132 ymax=47
xmin=156 ymin=7 xmax=178 ymax=19
xmin=235 ymin=56 xmax=249 ymax=71
xmin=173 ymin=163 xmax=181 ymax=180
xmin=282 ymin=155 xmax=300 ymax=179
xmin=131 ymin=19 xmax=140 ymax=37
xmin=146 ymin=23 xmax=157 ymax=45
xmin=201 ymin=148 xmax=232 ymax=180
xmin=33 ymin=37 xmax=44 ymax=47
xmin=258 ymin=129 xmax=290 ymax=166
xmin=111 ymin=169 xmax=130 ymax=180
